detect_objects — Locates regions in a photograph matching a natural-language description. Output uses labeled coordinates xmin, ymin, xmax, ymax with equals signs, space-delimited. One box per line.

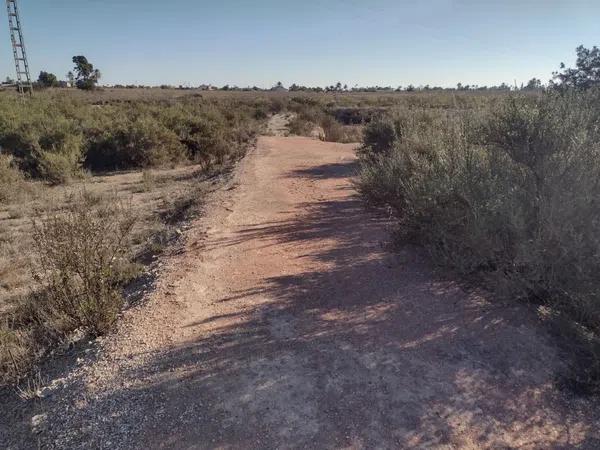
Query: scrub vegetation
xmin=0 ymin=90 xmax=271 ymax=384
xmin=357 ymin=47 xmax=600 ymax=394
xmin=3 ymin=46 xmax=600 ymax=396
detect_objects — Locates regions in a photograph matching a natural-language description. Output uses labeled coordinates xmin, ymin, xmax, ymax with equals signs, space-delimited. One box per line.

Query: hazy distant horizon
xmin=2 ymin=0 xmax=598 ymax=88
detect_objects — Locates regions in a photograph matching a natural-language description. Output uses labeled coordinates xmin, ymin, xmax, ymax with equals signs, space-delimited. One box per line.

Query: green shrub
xmin=36 ymin=131 xmax=84 ymax=184
xmin=0 ymin=100 xmax=84 ymax=183
xmin=357 ymin=90 xmax=600 ymax=393
xmin=85 ymin=115 xmax=186 ymax=171
xmin=0 ymin=93 xmax=264 ymax=183
xmin=361 ymin=118 xmax=397 ymax=155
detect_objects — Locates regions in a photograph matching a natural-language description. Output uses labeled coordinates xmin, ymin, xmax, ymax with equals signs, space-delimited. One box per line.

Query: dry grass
xmin=319 ymin=117 xmax=363 ymax=143
xmin=0 ymin=161 xmax=225 ymax=383
xmin=0 ymin=164 xmax=210 ymax=312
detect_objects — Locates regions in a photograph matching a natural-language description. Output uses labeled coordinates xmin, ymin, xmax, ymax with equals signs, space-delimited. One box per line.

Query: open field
xmin=3 ymin=114 xmax=600 ymax=449
xmin=2 ymin=88 xmax=600 ymax=448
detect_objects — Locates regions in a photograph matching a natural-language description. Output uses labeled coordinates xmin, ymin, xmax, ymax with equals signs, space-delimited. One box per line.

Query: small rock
xmin=31 ymin=413 xmax=48 ymax=433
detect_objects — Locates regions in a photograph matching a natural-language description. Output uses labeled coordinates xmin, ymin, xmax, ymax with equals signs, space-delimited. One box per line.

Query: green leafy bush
xmin=0 ymin=99 xmax=84 ymax=183
xmin=361 ymin=118 xmax=397 ymax=155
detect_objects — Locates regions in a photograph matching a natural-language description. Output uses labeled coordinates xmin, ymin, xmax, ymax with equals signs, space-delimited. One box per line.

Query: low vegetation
xmin=0 ymin=89 xmax=518 ymax=385
xmin=357 ymin=88 xmax=600 ymax=394
xmin=3 ymin=52 xmax=599 ymax=393
xmin=0 ymin=91 xmax=264 ymax=183
xmin=2 ymin=193 xmax=136 ymax=381
xmin=0 ymin=90 xmax=271 ymax=385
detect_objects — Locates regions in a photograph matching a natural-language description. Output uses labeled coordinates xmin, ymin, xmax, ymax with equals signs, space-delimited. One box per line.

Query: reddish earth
xmin=3 ymin=132 xmax=600 ymax=449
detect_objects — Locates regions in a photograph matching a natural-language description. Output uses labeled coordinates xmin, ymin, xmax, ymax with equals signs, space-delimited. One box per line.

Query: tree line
xmin=17 ymin=45 xmax=600 ymax=93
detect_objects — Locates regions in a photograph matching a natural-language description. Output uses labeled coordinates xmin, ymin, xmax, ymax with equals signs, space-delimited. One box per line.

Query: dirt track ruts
xmin=5 ymin=131 xmax=600 ymax=449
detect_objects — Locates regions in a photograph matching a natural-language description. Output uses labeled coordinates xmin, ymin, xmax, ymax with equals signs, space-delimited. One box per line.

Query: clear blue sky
xmin=2 ymin=0 xmax=599 ymax=88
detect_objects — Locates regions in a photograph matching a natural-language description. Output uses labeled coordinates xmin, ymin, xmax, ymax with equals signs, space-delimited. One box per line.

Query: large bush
xmin=85 ymin=114 xmax=186 ymax=171
xmin=0 ymin=98 xmax=84 ymax=183
xmin=358 ymin=91 xmax=600 ymax=392
xmin=0 ymin=93 xmax=263 ymax=182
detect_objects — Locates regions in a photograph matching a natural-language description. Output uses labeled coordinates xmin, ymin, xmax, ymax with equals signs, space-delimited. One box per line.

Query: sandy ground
xmin=3 ymin=127 xmax=600 ymax=449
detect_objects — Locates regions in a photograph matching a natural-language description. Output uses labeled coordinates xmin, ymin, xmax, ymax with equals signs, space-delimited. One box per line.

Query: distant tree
xmin=71 ymin=56 xmax=101 ymax=90
xmin=405 ymin=84 xmax=415 ymax=92
xmin=276 ymin=81 xmax=283 ymax=88
xmin=66 ymin=71 xmax=74 ymax=87
xmin=335 ymin=81 xmax=342 ymax=91
xmin=552 ymin=45 xmax=600 ymax=89
xmin=524 ymin=77 xmax=543 ymax=90
xmin=37 ymin=71 xmax=58 ymax=88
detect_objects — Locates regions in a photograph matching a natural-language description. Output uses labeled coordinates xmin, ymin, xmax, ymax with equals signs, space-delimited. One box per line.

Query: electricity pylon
xmin=5 ymin=0 xmax=32 ymax=96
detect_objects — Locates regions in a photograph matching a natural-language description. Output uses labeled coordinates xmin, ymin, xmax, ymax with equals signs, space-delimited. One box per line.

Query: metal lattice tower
xmin=5 ymin=0 xmax=32 ymax=96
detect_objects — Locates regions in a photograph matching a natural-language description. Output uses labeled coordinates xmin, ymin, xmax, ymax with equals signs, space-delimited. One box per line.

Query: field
xmin=2 ymin=86 xmax=600 ymax=448
xmin=0 ymin=88 xmax=270 ymax=382
xmin=0 ymin=88 xmax=508 ymax=380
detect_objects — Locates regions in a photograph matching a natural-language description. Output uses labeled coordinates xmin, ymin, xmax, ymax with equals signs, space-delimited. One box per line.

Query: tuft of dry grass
xmin=319 ymin=117 xmax=362 ymax=143
xmin=0 ymin=154 xmax=29 ymax=203
xmin=287 ymin=115 xmax=315 ymax=136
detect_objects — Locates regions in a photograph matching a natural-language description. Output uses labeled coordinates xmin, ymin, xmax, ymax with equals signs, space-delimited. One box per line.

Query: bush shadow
xmin=36 ymin=158 xmax=600 ymax=449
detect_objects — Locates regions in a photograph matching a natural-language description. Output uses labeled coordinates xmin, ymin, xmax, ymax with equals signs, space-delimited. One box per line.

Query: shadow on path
xmin=44 ymin=159 xmax=600 ymax=449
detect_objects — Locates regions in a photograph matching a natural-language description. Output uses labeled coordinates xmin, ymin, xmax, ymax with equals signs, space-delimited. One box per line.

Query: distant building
xmin=271 ymin=85 xmax=288 ymax=92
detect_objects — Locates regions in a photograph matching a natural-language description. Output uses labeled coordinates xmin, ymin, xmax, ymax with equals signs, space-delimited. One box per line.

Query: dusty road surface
xmin=4 ymin=131 xmax=600 ymax=449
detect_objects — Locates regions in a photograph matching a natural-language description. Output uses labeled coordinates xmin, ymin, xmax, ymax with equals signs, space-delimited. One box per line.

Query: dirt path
xmin=5 ymin=132 xmax=600 ymax=449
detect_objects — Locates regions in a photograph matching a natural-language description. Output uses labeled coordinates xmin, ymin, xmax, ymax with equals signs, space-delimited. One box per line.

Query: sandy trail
xmin=8 ymin=132 xmax=600 ymax=449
